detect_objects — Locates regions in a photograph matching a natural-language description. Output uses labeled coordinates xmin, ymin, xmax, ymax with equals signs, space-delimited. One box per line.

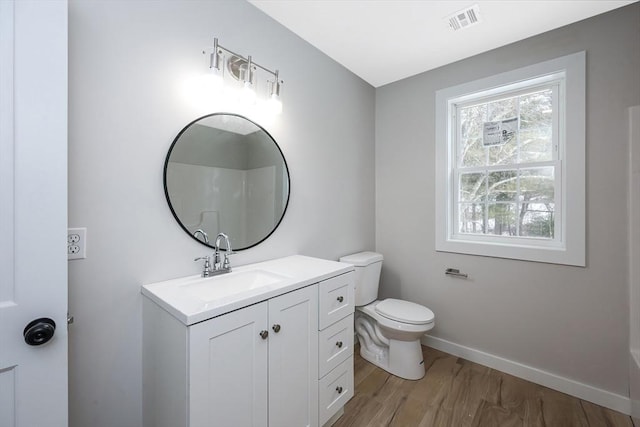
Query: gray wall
xmin=67 ymin=1 xmax=374 ymax=426
xmin=376 ymin=3 xmax=639 ymax=398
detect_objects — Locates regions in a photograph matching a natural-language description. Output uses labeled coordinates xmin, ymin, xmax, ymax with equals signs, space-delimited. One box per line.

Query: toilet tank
xmin=339 ymin=251 xmax=383 ymax=306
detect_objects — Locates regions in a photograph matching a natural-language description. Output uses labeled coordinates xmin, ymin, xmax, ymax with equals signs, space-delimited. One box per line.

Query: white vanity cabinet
xmin=144 ymin=285 xmax=318 ymax=427
xmin=142 ymin=256 xmax=355 ymax=427
xmin=190 ymin=285 xmax=318 ymax=427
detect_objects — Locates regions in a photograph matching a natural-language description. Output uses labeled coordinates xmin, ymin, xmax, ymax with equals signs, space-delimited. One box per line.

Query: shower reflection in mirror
xmin=164 ymin=113 xmax=290 ymax=251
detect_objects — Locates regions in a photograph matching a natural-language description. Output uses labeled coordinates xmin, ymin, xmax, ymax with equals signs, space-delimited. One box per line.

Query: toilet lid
xmin=375 ymin=299 xmax=435 ymax=325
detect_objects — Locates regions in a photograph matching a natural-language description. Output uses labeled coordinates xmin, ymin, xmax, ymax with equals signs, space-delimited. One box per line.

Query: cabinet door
xmin=189 ymin=301 xmax=268 ymax=427
xmin=268 ymin=286 xmax=319 ymax=427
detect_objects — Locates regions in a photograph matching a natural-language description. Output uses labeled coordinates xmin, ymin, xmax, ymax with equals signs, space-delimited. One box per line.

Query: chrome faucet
xmin=193 ymin=228 xmax=209 ymax=244
xmin=194 ymin=255 xmax=211 ymax=277
xmin=211 ymin=232 xmax=234 ymax=275
xmin=195 ymin=233 xmax=234 ymax=277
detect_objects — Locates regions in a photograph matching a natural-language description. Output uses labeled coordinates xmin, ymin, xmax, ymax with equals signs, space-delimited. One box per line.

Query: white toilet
xmin=339 ymin=251 xmax=435 ymax=380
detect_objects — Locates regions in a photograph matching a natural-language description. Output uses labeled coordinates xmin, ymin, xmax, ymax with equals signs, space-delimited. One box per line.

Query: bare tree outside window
xmin=456 ymin=88 xmax=556 ymax=239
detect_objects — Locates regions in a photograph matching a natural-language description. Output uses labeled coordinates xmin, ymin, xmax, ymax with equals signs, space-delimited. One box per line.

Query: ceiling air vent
xmin=447 ymin=4 xmax=482 ymax=31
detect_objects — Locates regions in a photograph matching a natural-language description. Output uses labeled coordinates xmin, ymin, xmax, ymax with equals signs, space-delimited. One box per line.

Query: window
xmin=456 ymin=83 xmax=559 ymax=241
xmin=435 ymin=52 xmax=585 ymax=266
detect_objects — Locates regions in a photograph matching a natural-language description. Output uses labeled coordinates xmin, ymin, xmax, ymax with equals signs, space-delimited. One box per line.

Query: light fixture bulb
xmin=266 ymin=74 xmax=283 ymax=115
xmin=240 ymin=80 xmax=257 ymax=105
xmin=267 ymin=93 xmax=283 ymax=115
xmin=203 ymin=69 xmax=223 ymax=91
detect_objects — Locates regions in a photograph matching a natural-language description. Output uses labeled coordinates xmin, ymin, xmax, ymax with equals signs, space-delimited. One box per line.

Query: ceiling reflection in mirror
xmin=164 ymin=113 xmax=290 ymax=250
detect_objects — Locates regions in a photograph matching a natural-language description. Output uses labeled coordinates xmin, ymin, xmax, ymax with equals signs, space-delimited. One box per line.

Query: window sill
xmin=435 ymin=236 xmax=585 ymax=266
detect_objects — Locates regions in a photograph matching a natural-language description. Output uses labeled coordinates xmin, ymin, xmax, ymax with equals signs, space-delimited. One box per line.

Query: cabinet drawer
xmin=318 ymin=314 xmax=353 ymax=378
xmin=318 ymin=272 xmax=354 ymax=330
xmin=318 ymin=356 xmax=354 ymax=426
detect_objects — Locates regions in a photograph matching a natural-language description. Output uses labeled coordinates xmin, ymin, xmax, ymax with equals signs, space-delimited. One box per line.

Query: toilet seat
xmin=375 ymin=299 xmax=434 ymax=325
xmin=358 ymin=300 xmax=434 ymax=337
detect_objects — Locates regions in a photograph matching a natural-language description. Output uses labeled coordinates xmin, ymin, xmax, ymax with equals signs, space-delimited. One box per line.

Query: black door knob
xmin=23 ymin=318 xmax=56 ymax=346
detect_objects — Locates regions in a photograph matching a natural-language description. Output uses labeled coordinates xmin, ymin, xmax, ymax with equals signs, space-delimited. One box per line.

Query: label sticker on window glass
xmin=482 ymin=117 xmax=518 ymax=146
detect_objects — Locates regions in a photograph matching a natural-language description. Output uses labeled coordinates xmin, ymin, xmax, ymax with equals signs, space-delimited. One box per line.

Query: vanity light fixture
xmin=268 ymin=70 xmax=283 ymax=114
xmin=206 ymin=38 xmax=224 ymax=89
xmin=206 ymin=38 xmax=284 ymax=114
xmin=239 ymin=55 xmax=257 ymax=105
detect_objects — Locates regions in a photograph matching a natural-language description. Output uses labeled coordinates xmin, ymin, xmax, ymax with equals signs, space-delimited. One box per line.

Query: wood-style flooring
xmin=334 ymin=345 xmax=634 ymax=427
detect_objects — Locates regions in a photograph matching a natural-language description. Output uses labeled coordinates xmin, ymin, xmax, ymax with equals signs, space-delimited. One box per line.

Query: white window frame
xmin=435 ymin=52 xmax=585 ymax=266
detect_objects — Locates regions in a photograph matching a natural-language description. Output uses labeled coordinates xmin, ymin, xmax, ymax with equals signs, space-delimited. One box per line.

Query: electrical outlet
xmin=67 ymin=228 xmax=86 ymax=260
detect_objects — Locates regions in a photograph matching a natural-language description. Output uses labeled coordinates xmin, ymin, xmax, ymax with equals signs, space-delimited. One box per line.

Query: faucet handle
xmin=194 ymin=256 xmax=211 ymax=277
xmin=222 ymin=252 xmax=233 ymax=270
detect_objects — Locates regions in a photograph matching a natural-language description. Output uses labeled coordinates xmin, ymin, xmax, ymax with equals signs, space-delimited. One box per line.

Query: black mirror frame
xmin=163 ymin=112 xmax=290 ymax=251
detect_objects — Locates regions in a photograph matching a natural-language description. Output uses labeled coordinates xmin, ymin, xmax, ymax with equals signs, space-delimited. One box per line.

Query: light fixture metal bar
xmin=212 ymin=38 xmax=280 ymax=80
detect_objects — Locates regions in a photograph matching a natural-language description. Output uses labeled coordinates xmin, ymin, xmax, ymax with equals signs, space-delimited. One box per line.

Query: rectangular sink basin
xmin=180 ymin=269 xmax=289 ymax=302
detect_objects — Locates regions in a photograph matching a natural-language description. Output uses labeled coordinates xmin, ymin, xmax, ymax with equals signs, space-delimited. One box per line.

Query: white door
xmin=268 ymin=286 xmax=319 ymax=427
xmin=0 ymin=1 xmax=68 ymax=426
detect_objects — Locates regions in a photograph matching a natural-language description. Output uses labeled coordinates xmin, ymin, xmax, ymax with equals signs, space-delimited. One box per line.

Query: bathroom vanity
xmin=142 ymin=255 xmax=355 ymax=427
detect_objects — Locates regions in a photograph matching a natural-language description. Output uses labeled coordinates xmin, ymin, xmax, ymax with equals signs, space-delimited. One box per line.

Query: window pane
xmin=459 ymin=173 xmax=486 ymax=202
xmin=488 ymin=170 xmax=517 ymax=202
xmin=520 ymin=89 xmax=552 ymax=130
xmin=520 ymin=203 xmax=554 ymax=238
xmin=488 ymin=132 xmax=518 ymax=165
xmin=520 ymin=127 xmax=553 ymax=163
xmin=519 ymin=167 xmax=554 ymax=202
xmin=460 ymin=137 xmax=485 ymax=167
xmin=487 ymin=203 xmax=517 ymax=236
xmin=449 ymin=78 xmax=566 ymax=250
xmin=483 ymin=96 xmax=518 ymax=165
xmin=487 ymin=97 xmax=517 ymax=122
xmin=459 ymin=203 xmax=484 ymax=234
xmin=460 ymin=104 xmax=486 ymax=139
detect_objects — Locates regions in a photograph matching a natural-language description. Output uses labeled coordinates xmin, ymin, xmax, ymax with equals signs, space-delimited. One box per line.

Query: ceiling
xmin=249 ymin=0 xmax=637 ymax=87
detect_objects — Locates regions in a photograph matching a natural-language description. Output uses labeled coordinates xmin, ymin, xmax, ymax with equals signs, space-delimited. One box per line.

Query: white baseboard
xmin=630 ymin=350 xmax=640 ymax=420
xmin=422 ymin=335 xmax=631 ymax=416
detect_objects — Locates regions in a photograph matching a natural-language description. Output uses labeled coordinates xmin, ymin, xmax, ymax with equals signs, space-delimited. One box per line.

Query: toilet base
xmin=359 ymin=338 xmax=425 ymax=380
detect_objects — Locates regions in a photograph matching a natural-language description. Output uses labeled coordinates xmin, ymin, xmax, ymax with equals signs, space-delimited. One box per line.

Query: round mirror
xmin=164 ymin=113 xmax=290 ymax=250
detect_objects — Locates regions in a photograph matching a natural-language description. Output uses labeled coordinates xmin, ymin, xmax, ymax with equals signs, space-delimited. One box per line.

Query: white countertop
xmin=141 ymin=255 xmax=354 ymax=325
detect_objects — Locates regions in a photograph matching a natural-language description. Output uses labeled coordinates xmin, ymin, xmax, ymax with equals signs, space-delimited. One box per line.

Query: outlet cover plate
xmin=68 ymin=227 xmax=86 ymax=260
